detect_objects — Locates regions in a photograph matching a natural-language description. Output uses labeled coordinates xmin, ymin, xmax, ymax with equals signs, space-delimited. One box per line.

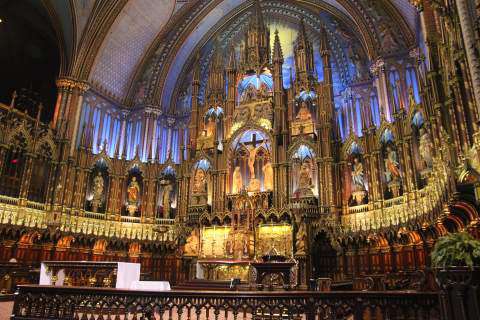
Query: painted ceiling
xmin=47 ymin=0 xmax=418 ymax=111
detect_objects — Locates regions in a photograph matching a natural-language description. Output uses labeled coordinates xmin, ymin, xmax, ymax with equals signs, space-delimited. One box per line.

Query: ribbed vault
xmin=44 ymin=0 xmax=417 ymax=107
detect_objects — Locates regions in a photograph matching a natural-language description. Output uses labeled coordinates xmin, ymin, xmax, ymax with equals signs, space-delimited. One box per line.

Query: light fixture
xmin=0 ymin=18 xmax=3 ymax=23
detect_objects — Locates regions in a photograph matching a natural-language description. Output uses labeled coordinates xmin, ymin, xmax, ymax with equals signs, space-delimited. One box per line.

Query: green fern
xmin=431 ymin=232 xmax=480 ymax=268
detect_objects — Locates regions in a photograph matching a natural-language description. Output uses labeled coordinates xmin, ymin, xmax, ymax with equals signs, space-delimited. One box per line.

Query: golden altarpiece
xmin=2 ymin=0 xmax=480 ymax=289
xmin=181 ymin=6 xmax=336 ymax=286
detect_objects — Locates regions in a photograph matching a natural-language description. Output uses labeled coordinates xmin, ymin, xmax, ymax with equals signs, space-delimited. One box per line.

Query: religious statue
xmin=259 ymin=83 xmax=269 ymax=98
xmin=92 ymin=173 xmax=104 ymax=212
xmin=226 ymin=239 xmax=234 ymax=256
xmin=242 ymin=85 xmax=256 ymax=102
xmin=127 ymin=177 xmax=140 ymax=204
xmin=204 ymin=117 xmax=215 ymax=137
xmin=408 ymin=86 xmax=416 ymax=108
xmin=384 ymin=145 xmax=401 ymax=182
xmin=295 ymin=223 xmax=307 ymax=255
xmin=127 ymin=176 xmax=140 ymax=216
xmin=243 ymin=235 xmax=249 ymax=257
xmin=193 ymin=169 xmax=207 ymax=194
xmin=232 ymin=166 xmax=243 ymax=194
xmin=184 ymin=229 xmax=199 ymax=256
xmin=295 ymin=101 xmax=312 ymax=121
xmin=351 ymin=157 xmax=365 ymax=191
xmin=419 ymin=126 xmax=434 ymax=168
xmin=242 ymin=141 xmax=266 ymax=192
xmin=162 ymin=182 xmax=173 ymax=218
xmin=298 ymin=161 xmax=313 ymax=189
xmin=262 ymin=161 xmax=273 ymax=191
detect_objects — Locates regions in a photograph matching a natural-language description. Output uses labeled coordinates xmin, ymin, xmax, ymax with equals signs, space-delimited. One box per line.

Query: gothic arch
xmin=190 ymin=156 xmax=213 ymax=173
xmin=6 ymin=125 xmax=32 ymax=151
xmin=341 ymin=135 xmax=363 ymax=160
xmin=287 ymin=138 xmax=317 ymax=160
xmin=34 ymin=136 xmax=56 ymax=158
xmin=124 ymin=160 xmax=145 ymax=176
xmin=91 ymin=153 xmax=113 ymax=173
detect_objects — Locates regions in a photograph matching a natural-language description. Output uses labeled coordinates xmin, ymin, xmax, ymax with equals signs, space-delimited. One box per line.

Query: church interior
xmin=1 ymin=0 xmax=480 ymax=319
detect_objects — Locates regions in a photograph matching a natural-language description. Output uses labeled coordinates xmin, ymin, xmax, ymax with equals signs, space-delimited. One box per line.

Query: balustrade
xmin=0 ymin=194 xmax=19 ymax=206
xmin=25 ymin=201 xmax=45 ymax=211
xmin=0 ymin=199 xmax=175 ymax=242
xmin=0 ymin=144 xmax=459 ymax=240
xmin=83 ymin=210 xmax=105 ymax=220
xmin=11 ymin=285 xmax=442 ymax=320
xmin=121 ymin=215 xmax=142 ymax=223
xmin=340 ymin=159 xmax=451 ymax=234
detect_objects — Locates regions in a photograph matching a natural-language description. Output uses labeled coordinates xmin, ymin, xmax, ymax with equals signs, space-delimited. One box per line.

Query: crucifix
xmin=241 ymin=134 xmax=266 ymax=180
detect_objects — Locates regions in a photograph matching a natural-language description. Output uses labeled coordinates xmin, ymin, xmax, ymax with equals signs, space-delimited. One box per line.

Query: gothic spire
xmin=192 ymin=52 xmax=201 ymax=83
xmin=250 ymin=0 xmax=265 ymax=30
xmin=227 ymin=44 xmax=237 ymax=71
xmin=272 ymin=29 xmax=284 ymax=63
xmin=294 ymin=18 xmax=316 ymax=92
xmin=242 ymin=0 xmax=270 ymax=72
xmin=319 ymin=26 xmax=330 ymax=56
xmin=297 ymin=18 xmax=308 ymax=48
xmin=206 ymin=41 xmax=225 ymax=106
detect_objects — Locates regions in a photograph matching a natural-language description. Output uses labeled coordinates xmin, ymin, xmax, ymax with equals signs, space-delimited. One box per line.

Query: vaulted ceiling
xmin=44 ymin=0 xmax=418 ymax=110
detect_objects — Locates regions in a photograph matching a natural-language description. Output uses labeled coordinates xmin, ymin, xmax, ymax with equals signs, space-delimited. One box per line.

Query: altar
xmin=196 ymin=259 xmax=251 ymax=281
xmin=193 ymin=211 xmax=293 ymax=282
xmin=39 ymin=261 xmax=140 ymax=288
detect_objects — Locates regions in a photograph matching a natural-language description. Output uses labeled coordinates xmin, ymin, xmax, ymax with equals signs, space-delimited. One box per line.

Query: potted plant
xmin=431 ymin=232 xmax=480 ymax=320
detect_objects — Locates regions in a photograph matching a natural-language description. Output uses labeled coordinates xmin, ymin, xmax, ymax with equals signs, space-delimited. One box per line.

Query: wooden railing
xmin=11 ymin=285 xmax=442 ymax=320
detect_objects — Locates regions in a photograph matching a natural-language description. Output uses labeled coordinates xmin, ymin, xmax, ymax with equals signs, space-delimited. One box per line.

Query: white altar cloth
xmin=39 ymin=261 xmax=140 ymax=289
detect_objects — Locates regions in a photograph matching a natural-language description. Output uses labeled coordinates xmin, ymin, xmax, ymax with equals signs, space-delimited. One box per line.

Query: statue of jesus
xmin=242 ymin=141 xmax=266 ymax=180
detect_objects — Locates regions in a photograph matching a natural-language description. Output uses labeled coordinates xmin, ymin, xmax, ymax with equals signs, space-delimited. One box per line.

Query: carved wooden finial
xmin=36 ymin=103 xmax=43 ymax=122
xmin=9 ymin=90 xmax=17 ymax=109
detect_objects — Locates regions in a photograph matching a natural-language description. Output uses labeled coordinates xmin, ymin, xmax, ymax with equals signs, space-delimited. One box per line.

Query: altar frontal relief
xmin=256 ymin=224 xmax=292 ymax=258
xmin=200 ymin=226 xmax=231 ymax=258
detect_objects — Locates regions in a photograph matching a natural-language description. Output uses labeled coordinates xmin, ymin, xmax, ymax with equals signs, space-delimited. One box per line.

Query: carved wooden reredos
xmin=0 ymin=0 xmax=480 ymax=284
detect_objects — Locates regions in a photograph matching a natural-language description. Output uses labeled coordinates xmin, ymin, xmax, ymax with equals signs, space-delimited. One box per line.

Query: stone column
xmin=455 ymin=0 xmax=480 ymax=113
xmin=371 ymin=59 xmax=392 ymax=121
xmin=144 ymin=175 xmax=156 ymax=222
xmin=68 ymin=81 xmax=89 ymax=156
xmin=18 ymin=152 xmax=34 ymax=203
xmin=0 ymin=147 xmax=7 ymax=177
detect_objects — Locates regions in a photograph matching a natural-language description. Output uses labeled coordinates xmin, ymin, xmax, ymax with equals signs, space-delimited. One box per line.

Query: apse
xmin=3 ymin=1 xmax=480 ymax=315
xmin=161 ymin=1 xmax=367 ymax=116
